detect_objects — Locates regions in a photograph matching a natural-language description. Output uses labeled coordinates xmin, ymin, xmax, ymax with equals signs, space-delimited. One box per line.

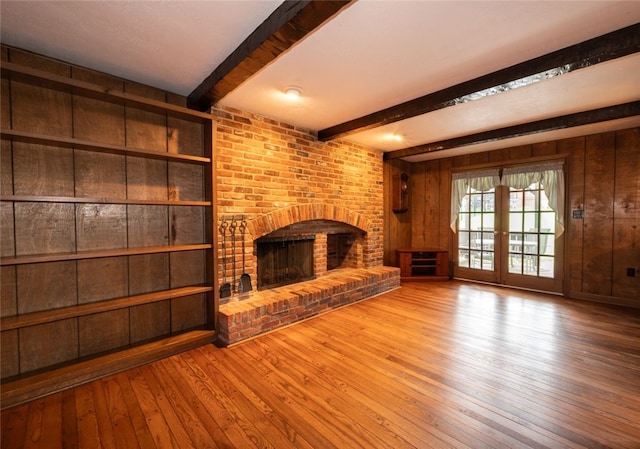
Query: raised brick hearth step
xmin=217 ymin=266 xmax=400 ymax=346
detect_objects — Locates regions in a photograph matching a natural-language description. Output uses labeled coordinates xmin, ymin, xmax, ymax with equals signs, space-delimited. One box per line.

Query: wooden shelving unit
xmin=0 ymin=51 xmax=217 ymax=408
xmin=397 ymin=248 xmax=449 ymax=281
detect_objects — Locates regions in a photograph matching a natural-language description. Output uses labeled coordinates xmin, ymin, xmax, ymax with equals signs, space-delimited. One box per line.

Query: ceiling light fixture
xmin=284 ymin=86 xmax=303 ymax=98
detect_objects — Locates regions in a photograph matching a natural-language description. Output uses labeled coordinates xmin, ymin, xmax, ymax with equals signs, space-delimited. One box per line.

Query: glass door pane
xmin=456 ymin=187 xmax=498 ymax=282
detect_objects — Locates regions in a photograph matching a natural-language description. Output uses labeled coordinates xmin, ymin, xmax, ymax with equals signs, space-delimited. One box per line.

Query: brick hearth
xmin=217 ymin=266 xmax=400 ymax=346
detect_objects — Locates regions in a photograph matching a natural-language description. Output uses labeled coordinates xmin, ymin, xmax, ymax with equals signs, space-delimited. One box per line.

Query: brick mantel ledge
xmin=217 ymin=266 xmax=400 ymax=346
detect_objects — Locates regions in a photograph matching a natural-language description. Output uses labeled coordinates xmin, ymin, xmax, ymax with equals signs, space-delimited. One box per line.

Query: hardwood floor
xmin=2 ymin=281 xmax=640 ymax=448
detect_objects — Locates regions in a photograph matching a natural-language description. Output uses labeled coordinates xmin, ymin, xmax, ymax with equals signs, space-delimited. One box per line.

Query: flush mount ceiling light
xmin=386 ymin=133 xmax=404 ymax=142
xmin=284 ymin=86 xmax=303 ymax=98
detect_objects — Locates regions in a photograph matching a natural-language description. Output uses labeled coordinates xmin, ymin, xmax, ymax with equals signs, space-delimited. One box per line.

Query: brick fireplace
xmin=212 ymin=106 xmax=400 ymax=344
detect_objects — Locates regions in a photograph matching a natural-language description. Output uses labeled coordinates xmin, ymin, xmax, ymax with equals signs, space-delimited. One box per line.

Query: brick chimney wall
xmin=211 ymin=106 xmax=385 ymax=303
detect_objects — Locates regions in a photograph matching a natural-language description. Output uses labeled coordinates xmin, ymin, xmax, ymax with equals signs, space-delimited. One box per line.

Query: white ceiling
xmin=1 ymin=1 xmax=639 ymax=162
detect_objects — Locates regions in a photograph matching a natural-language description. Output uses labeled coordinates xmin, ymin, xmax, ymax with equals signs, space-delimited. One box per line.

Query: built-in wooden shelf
xmin=1 ymin=194 xmax=211 ymax=207
xmin=1 ymin=54 xmax=217 ymax=404
xmin=1 ymin=286 xmax=213 ymax=331
xmin=0 ymin=244 xmax=212 ymax=266
xmin=397 ymin=248 xmax=449 ymax=281
xmin=1 ymin=128 xmax=211 ymax=164
xmin=1 ymin=62 xmax=212 ymax=123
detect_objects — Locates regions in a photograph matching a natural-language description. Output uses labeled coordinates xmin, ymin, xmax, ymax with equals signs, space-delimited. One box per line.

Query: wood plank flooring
xmin=2 ymin=281 xmax=640 ymax=448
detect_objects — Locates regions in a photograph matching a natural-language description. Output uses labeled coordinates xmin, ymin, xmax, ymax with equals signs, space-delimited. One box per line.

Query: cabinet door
xmin=436 ymin=252 xmax=449 ymax=277
xmin=398 ymin=252 xmax=413 ymax=277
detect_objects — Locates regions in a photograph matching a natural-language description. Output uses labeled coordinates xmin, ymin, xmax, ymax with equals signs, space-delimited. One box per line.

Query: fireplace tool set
xmin=219 ymin=215 xmax=252 ymax=298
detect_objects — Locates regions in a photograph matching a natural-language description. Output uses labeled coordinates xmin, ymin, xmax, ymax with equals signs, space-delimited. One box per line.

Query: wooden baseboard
xmin=0 ymin=329 xmax=216 ymax=410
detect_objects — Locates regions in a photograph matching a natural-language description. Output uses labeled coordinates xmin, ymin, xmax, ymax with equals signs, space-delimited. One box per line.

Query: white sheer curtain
xmin=450 ymin=168 xmax=500 ymax=232
xmin=501 ymin=161 xmax=565 ymax=237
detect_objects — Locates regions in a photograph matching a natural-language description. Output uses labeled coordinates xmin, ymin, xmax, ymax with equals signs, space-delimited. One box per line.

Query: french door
xmin=456 ymin=182 xmax=563 ymax=293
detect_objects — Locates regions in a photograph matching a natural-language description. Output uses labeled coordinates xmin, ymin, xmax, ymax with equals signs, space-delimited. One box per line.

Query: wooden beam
xmin=320 ymin=23 xmax=640 ymax=141
xmin=383 ymin=101 xmax=640 ymax=160
xmin=188 ymin=0 xmax=354 ymax=111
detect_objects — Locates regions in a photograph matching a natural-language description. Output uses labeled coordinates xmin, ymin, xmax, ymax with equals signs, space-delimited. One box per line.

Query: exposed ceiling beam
xmin=320 ymin=23 xmax=640 ymax=142
xmin=188 ymin=0 xmax=354 ymax=111
xmin=384 ymin=101 xmax=640 ymax=161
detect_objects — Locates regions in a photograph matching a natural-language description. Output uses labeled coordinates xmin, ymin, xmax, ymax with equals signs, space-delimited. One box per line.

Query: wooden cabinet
xmin=397 ymin=248 xmax=449 ymax=281
xmin=0 ymin=50 xmax=217 ymax=407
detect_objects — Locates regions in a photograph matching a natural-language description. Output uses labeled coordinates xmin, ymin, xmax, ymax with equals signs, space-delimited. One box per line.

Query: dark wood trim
xmin=187 ymin=0 xmax=354 ymax=111
xmin=384 ymin=101 xmax=640 ymax=160
xmin=320 ymin=23 xmax=640 ymax=141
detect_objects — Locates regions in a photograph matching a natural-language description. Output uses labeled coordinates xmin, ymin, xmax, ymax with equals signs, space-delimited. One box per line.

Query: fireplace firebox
xmin=257 ymin=235 xmax=315 ymax=290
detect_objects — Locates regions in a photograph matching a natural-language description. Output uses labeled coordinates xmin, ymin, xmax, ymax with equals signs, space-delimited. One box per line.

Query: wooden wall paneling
xmin=71 ymin=67 xmax=125 ymax=146
xmin=17 ymin=261 xmax=77 ymax=313
xmin=422 ymin=161 xmax=441 ymax=248
xmin=167 ymin=116 xmax=203 ymax=157
xmin=126 ymin=158 xmax=168 ymax=200
xmin=1 ymin=52 xmax=10 ymax=129
xmin=488 ymin=147 xmax=511 ymax=163
xmin=508 ymin=144 xmax=533 ymax=160
xmin=0 ymin=140 xmax=12 ymax=195
xmin=582 ymin=132 xmax=616 ymax=296
xmin=127 ymin=205 xmax=169 ymax=247
xmin=170 ymin=251 xmax=205 ymax=288
xmin=171 ymin=294 xmax=207 ymax=332
xmin=561 ymin=136 xmax=586 ymax=295
xmin=19 ymin=319 xmax=78 ymax=373
xmin=13 ymin=142 xmax=74 ymax=195
xmin=1 ymin=330 xmax=19 ymax=379
xmin=128 ymin=254 xmax=170 ymax=295
xmin=8 ymin=51 xmax=72 ymax=137
xmin=410 ymin=164 xmax=428 ymax=248
xmin=612 ymin=128 xmax=639 ymax=300
xmin=168 ymin=162 xmax=204 ymax=201
xmin=438 ymin=158 xmax=453 ymax=252
xmin=75 ymin=204 xmax=127 ymax=251
xmin=532 ymin=141 xmax=558 ymax=157
xmin=74 ymin=151 xmax=126 ymax=198
xmin=468 ymin=152 xmax=490 ymax=166
xmin=130 ymin=301 xmax=171 ymax=344
xmin=124 ymin=82 xmax=167 ymax=152
xmin=77 ymin=257 xmax=128 ymax=304
xmin=0 ymin=201 xmax=15 ymax=257
xmin=1 ymin=266 xmax=17 ymax=317
xmin=14 ymin=202 xmax=75 ymax=255
xmin=78 ymin=309 xmax=129 ymax=358
xmin=169 ymin=206 xmax=204 ymax=245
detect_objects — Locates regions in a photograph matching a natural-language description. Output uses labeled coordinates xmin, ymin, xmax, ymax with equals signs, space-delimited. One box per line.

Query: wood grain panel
xmin=531 ymin=141 xmax=557 ymax=157
xmin=170 ymin=251 xmax=205 ymax=288
xmin=77 ymin=257 xmax=127 ymax=304
xmin=127 ymin=205 xmax=168 ymax=247
xmin=423 ymin=162 xmax=440 ymax=248
xmin=1 ymin=266 xmax=16 ymax=317
xmin=0 ymin=201 xmax=15 ymax=257
xmin=169 ymin=206 xmax=204 ymax=245
xmin=0 ymin=140 xmax=12 ymax=196
xmin=171 ymin=294 xmax=207 ymax=332
xmin=582 ymin=133 xmax=615 ymax=296
xmin=124 ymin=83 xmax=167 ymax=153
xmin=410 ymin=166 xmax=427 ymax=248
xmin=9 ymin=79 xmax=72 ymax=137
xmin=79 ymin=309 xmax=129 ymax=358
xmin=126 ymin=157 xmax=167 ymax=201
xmin=509 ymin=144 xmax=533 ymax=160
xmin=74 ymin=151 xmax=126 ymax=198
xmin=130 ymin=301 xmax=170 ymax=345
xmin=75 ymin=204 xmax=127 ymax=251
xmin=168 ymin=116 xmax=203 ymax=156
xmin=17 ymin=261 xmax=77 ymax=313
xmin=488 ymin=147 xmax=511 ymax=162
xmin=19 ymin=319 xmax=78 ymax=373
xmin=1 ymin=330 xmax=19 ymax=379
xmin=71 ymin=67 xmax=125 ymax=146
xmin=168 ymin=162 xmax=204 ymax=201
xmin=14 ymin=202 xmax=75 ymax=256
xmin=438 ymin=158 xmax=453 ymax=251
xmin=612 ymin=218 xmax=638 ymax=299
xmin=128 ymin=254 xmax=169 ymax=295
xmin=561 ymin=136 xmax=586 ymax=295
xmin=13 ymin=142 xmax=74 ymax=196
xmin=613 ymin=128 xmax=639 ymax=220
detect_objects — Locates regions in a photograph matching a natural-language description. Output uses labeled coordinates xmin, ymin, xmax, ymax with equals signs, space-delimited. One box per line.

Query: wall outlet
xmin=627 ymin=267 xmax=636 ymax=277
